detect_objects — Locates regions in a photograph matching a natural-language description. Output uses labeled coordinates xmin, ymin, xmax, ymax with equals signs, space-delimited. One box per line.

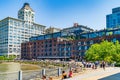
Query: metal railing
xmin=0 ymin=66 xmax=83 ymax=80
xmin=0 ymin=68 xmax=62 ymax=80
xmin=22 ymin=70 xmax=42 ymax=80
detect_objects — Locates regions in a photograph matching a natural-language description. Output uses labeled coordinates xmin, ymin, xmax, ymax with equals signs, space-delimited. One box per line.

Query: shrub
xmin=115 ymin=63 xmax=120 ymax=67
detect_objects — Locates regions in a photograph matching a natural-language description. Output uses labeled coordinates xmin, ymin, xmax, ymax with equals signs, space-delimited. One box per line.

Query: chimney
xmin=74 ymin=23 xmax=79 ymax=27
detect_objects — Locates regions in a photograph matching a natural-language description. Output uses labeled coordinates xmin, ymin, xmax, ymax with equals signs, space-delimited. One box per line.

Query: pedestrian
xmin=62 ymin=71 xmax=67 ymax=79
xmin=68 ymin=70 xmax=73 ymax=78
xmin=82 ymin=61 xmax=86 ymax=68
xmin=94 ymin=61 xmax=98 ymax=69
xmin=102 ymin=61 xmax=106 ymax=70
xmin=92 ymin=63 xmax=95 ymax=69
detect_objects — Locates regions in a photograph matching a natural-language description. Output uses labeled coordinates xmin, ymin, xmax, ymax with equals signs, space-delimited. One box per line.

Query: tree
xmin=0 ymin=55 xmax=16 ymax=60
xmin=99 ymin=41 xmax=115 ymax=62
xmin=113 ymin=41 xmax=120 ymax=62
xmin=85 ymin=40 xmax=120 ymax=63
xmin=0 ymin=56 xmax=4 ymax=60
xmin=85 ymin=43 xmax=100 ymax=62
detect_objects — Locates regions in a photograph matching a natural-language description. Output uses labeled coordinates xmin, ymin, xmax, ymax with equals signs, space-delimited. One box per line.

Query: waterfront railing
xmin=0 ymin=67 xmax=71 ymax=80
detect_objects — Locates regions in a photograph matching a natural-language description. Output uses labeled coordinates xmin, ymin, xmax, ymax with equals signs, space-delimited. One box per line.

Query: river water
xmin=0 ymin=62 xmax=20 ymax=73
xmin=0 ymin=62 xmax=61 ymax=80
xmin=0 ymin=62 xmax=20 ymax=80
xmin=0 ymin=62 xmax=41 ymax=80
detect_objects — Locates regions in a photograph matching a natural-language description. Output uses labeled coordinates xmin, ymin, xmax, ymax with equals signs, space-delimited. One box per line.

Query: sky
xmin=1 ymin=0 xmax=120 ymax=30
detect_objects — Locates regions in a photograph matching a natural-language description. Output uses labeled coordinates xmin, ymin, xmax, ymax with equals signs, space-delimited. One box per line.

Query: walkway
xmin=66 ymin=67 xmax=120 ymax=80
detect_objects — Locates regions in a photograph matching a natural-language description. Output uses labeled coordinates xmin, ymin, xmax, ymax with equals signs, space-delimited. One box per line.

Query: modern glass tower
xmin=0 ymin=3 xmax=46 ymax=56
xmin=106 ymin=7 xmax=120 ymax=28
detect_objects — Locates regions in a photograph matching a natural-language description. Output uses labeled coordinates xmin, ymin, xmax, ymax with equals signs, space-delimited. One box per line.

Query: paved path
xmin=65 ymin=67 xmax=120 ymax=80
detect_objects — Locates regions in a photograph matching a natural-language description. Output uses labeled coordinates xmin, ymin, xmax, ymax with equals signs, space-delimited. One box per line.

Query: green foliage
xmin=115 ymin=63 xmax=120 ymax=67
xmin=113 ymin=41 xmax=120 ymax=62
xmin=66 ymin=35 xmax=75 ymax=40
xmin=85 ymin=43 xmax=100 ymax=61
xmin=85 ymin=40 xmax=120 ymax=63
xmin=0 ymin=56 xmax=4 ymax=60
xmin=0 ymin=55 xmax=16 ymax=60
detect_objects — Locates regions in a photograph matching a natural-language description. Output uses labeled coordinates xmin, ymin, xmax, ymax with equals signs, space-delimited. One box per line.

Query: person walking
xmin=94 ymin=61 xmax=98 ymax=69
xmin=102 ymin=61 xmax=106 ymax=70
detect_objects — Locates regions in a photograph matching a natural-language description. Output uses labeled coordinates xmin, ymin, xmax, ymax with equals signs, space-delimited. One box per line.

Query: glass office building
xmin=0 ymin=3 xmax=45 ymax=56
xmin=107 ymin=7 xmax=120 ymax=28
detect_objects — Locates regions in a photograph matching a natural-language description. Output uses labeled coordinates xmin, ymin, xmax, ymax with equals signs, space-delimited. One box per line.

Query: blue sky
xmin=1 ymin=0 xmax=120 ymax=30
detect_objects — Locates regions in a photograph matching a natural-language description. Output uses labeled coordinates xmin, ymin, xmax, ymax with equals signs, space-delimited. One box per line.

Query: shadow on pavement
xmin=98 ymin=72 xmax=120 ymax=80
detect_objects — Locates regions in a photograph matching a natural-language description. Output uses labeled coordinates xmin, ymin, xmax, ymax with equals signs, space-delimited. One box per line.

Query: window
xmin=114 ymin=30 xmax=120 ymax=34
xmin=84 ymin=42 xmax=86 ymax=45
xmin=78 ymin=46 xmax=81 ymax=50
xmin=90 ymin=40 xmax=93 ymax=44
xmin=85 ymin=46 xmax=87 ymax=50
xmin=113 ymin=38 xmax=116 ymax=42
xmin=99 ymin=32 xmax=105 ymax=37
xmin=78 ymin=42 xmax=81 ymax=46
xmin=106 ymin=31 xmax=113 ymax=35
xmin=89 ymin=33 xmax=98 ymax=38
xmin=81 ymin=34 xmax=88 ymax=38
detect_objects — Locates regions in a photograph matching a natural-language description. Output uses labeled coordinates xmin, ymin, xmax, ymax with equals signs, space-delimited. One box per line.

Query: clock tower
xmin=18 ymin=3 xmax=35 ymax=22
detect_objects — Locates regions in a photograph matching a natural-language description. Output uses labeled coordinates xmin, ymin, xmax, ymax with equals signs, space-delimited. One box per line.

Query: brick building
xmin=21 ymin=34 xmax=120 ymax=60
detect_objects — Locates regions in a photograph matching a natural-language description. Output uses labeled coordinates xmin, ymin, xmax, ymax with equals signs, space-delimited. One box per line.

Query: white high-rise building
xmin=0 ymin=3 xmax=46 ymax=56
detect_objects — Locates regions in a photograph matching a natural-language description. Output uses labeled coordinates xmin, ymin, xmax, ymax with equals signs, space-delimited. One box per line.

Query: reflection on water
xmin=0 ymin=62 xmax=20 ymax=72
xmin=0 ymin=62 xmax=21 ymax=80
xmin=0 ymin=63 xmax=9 ymax=72
xmin=0 ymin=62 xmax=41 ymax=80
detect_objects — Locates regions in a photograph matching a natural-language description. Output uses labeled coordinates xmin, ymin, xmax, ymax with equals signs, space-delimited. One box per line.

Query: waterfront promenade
xmin=65 ymin=67 xmax=120 ymax=80
xmin=1 ymin=62 xmax=120 ymax=80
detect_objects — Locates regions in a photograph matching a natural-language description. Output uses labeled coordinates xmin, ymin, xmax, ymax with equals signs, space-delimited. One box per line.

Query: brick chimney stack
xmin=74 ymin=23 xmax=79 ymax=27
